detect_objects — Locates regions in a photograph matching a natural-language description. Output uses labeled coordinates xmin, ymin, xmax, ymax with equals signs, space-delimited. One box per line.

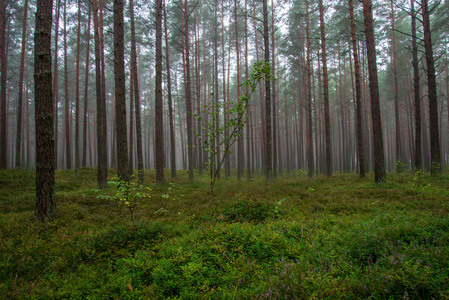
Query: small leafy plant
xmin=93 ymin=175 xmax=151 ymax=228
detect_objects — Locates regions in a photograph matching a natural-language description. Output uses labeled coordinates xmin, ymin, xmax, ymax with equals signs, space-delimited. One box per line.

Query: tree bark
xmin=411 ymin=0 xmax=421 ymax=170
xmin=82 ymin=5 xmax=91 ymax=167
xmin=155 ymin=0 xmax=164 ymax=184
xmin=92 ymin=0 xmax=107 ymax=188
xmin=114 ymin=0 xmax=129 ymax=182
xmin=75 ymin=0 xmax=81 ymax=175
xmin=349 ymin=0 xmax=365 ymax=178
xmin=15 ymin=0 xmax=29 ymax=168
xmin=35 ymin=0 xmax=55 ymax=220
xmin=363 ymin=0 xmax=386 ymax=183
xmin=63 ymin=0 xmax=71 ymax=169
xmin=263 ymin=0 xmax=272 ymax=181
xmin=319 ymin=0 xmax=332 ymax=177
xmin=130 ymin=0 xmax=144 ymax=183
xmin=0 ymin=0 xmax=7 ymax=169
xmin=421 ymin=0 xmax=441 ymax=175
xmin=305 ymin=0 xmax=313 ymax=178
xmin=163 ymin=0 xmax=176 ymax=178
xmin=52 ymin=0 xmax=60 ymax=169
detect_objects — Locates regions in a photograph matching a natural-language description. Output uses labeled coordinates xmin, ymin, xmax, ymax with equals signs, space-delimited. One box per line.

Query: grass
xmin=1 ymin=167 xmax=449 ymax=299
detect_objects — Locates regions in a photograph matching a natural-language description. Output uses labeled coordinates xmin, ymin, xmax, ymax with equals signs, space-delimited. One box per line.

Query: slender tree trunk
xmin=349 ymin=0 xmax=365 ymax=178
xmin=155 ymin=0 xmax=164 ymax=184
xmin=263 ymin=0 xmax=272 ymax=181
xmin=245 ymin=0 xmax=251 ymax=179
xmin=15 ymin=0 xmax=29 ymax=168
xmin=52 ymin=0 xmax=60 ymax=169
xmin=183 ymin=0 xmax=194 ymax=181
xmin=411 ymin=0 xmax=421 ymax=170
xmin=319 ymin=0 xmax=332 ymax=177
xmin=35 ymin=0 xmax=55 ymax=220
xmin=235 ymin=0 xmax=243 ymax=180
xmin=92 ymin=0 xmax=107 ymax=188
xmin=63 ymin=0 xmax=71 ymax=169
xmin=0 ymin=0 xmax=7 ymax=169
xmin=74 ymin=0 xmax=81 ymax=175
xmin=363 ymin=0 xmax=386 ymax=183
xmin=421 ymin=0 xmax=441 ymax=175
xmin=305 ymin=0 xmax=313 ymax=178
xmin=163 ymin=0 xmax=176 ymax=178
xmin=129 ymin=52 xmax=134 ymax=172
xmin=82 ymin=6 xmax=91 ymax=167
xmin=130 ymin=0 xmax=144 ymax=182
xmin=271 ymin=0 xmax=277 ymax=179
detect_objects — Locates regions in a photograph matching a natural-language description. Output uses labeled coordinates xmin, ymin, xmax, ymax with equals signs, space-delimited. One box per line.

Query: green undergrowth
xmin=1 ymin=168 xmax=449 ymax=299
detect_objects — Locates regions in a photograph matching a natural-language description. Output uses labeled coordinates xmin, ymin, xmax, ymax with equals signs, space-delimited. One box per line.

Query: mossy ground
xmin=1 ymin=167 xmax=448 ymax=299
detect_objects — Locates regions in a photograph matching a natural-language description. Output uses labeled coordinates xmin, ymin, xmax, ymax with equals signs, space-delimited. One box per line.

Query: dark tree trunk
xmin=155 ymin=0 xmax=164 ymax=184
xmin=82 ymin=6 xmax=91 ymax=167
xmin=263 ymin=0 xmax=272 ymax=181
xmin=0 ymin=0 xmax=7 ymax=169
xmin=35 ymin=0 xmax=56 ymax=220
xmin=130 ymin=0 xmax=144 ymax=182
xmin=421 ymin=0 xmax=441 ymax=175
xmin=114 ymin=0 xmax=129 ymax=182
xmin=411 ymin=0 xmax=421 ymax=170
xmin=163 ymin=0 xmax=176 ymax=178
xmin=184 ymin=0 xmax=194 ymax=181
xmin=349 ymin=0 xmax=365 ymax=178
xmin=235 ymin=0 xmax=243 ymax=181
xmin=363 ymin=0 xmax=386 ymax=183
xmin=271 ymin=0 xmax=277 ymax=179
xmin=15 ymin=0 xmax=29 ymax=168
xmin=319 ymin=0 xmax=332 ymax=177
xmin=92 ymin=0 xmax=107 ymax=188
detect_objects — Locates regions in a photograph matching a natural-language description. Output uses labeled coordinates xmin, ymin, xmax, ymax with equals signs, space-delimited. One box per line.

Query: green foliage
xmin=1 ymin=169 xmax=449 ymax=298
xmin=92 ymin=175 xmax=151 ymax=228
xmin=195 ymin=60 xmax=275 ymax=199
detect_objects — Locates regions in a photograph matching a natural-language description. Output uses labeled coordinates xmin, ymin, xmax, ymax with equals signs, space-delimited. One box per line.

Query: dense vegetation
xmin=1 ymin=168 xmax=449 ymax=298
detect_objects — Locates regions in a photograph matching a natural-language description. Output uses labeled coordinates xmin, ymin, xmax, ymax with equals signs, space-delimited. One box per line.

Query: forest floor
xmin=1 ymin=167 xmax=449 ymax=299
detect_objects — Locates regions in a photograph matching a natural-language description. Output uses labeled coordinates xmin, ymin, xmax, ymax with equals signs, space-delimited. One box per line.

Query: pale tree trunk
xmin=184 ymin=0 xmax=194 ymax=181
xmin=75 ymin=0 xmax=81 ymax=175
xmin=271 ymin=0 xmax=277 ymax=179
xmin=245 ymin=0 xmax=251 ymax=179
xmin=411 ymin=0 xmax=421 ymax=170
xmin=15 ymin=0 xmax=29 ymax=168
xmin=35 ymin=0 xmax=55 ymax=220
xmin=235 ymin=0 xmax=243 ymax=180
xmin=363 ymin=0 xmax=386 ymax=183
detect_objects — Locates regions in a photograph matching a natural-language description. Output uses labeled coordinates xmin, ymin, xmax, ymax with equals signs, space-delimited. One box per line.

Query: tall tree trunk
xmin=263 ymin=0 xmax=272 ymax=181
xmin=349 ymin=0 xmax=365 ymax=178
xmin=15 ymin=0 xmax=29 ymax=168
xmin=363 ymin=0 xmax=386 ymax=183
xmin=92 ymin=0 xmax=107 ymax=188
xmin=411 ymin=0 xmax=421 ymax=170
xmin=319 ymin=0 xmax=332 ymax=177
xmin=114 ymin=0 xmax=129 ymax=181
xmin=421 ymin=0 xmax=441 ymax=175
xmin=52 ymin=0 xmax=60 ymax=169
xmin=235 ymin=0 xmax=243 ymax=180
xmin=130 ymin=0 xmax=144 ymax=182
xmin=245 ymin=0 xmax=251 ymax=179
xmin=129 ymin=52 xmax=134 ymax=172
xmin=305 ymin=0 xmax=313 ymax=178
xmin=163 ymin=0 xmax=176 ymax=178
xmin=35 ymin=0 xmax=55 ymax=220
xmin=82 ymin=6 xmax=91 ymax=167
xmin=0 ymin=0 xmax=7 ymax=169
xmin=75 ymin=0 xmax=81 ymax=175
xmin=271 ymin=0 xmax=277 ymax=179
xmin=390 ymin=0 xmax=402 ymax=171
xmin=184 ymin=0 xmax=194 ymax=181
xmin=155 ymin=0 xmax=164 ymax=184
xmin=63 ymin=0 xmax=71 ymax=169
